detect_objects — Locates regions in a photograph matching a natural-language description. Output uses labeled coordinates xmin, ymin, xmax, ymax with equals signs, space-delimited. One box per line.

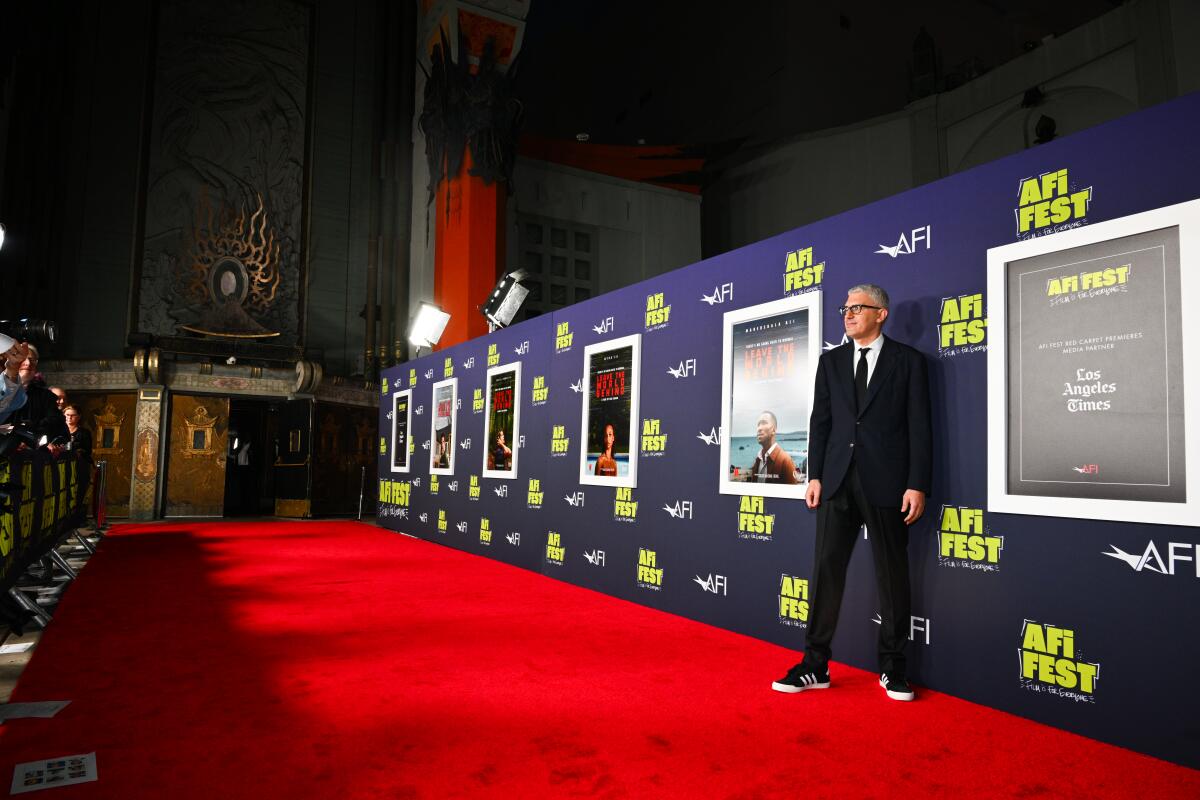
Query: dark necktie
xmin=855 ymin=347 xmax=870 ymax=412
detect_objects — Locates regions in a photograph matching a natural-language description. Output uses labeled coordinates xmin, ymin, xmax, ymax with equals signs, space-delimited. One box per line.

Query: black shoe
xmin=879 ymin=672 xmax=915 ymax=701
xmin=771 ymin=662 xmax=831 ymax=693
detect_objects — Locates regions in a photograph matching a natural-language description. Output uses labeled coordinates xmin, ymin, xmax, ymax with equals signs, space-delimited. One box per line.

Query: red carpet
xmin=1 ymin=520 xmax=1196 ymax=798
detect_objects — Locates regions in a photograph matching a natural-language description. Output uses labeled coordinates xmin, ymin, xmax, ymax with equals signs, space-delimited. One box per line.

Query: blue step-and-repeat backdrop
xmin=379 ymin=94 xmax=1200 ymax=768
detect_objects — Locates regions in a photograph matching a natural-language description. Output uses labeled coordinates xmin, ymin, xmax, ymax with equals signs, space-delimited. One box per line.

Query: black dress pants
xmin=803 ymin=462 xmax=911 ymax=676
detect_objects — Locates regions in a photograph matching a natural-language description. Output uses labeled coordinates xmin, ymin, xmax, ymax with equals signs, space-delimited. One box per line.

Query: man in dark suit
xmin=772 ymin=284 xmax=931 ymax=701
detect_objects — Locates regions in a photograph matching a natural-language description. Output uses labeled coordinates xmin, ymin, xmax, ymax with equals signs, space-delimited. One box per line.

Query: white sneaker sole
xmin=879 ymin=678 xmax=915 ymax=701
xmin=771 ymin=680 xmax=830 ymax=693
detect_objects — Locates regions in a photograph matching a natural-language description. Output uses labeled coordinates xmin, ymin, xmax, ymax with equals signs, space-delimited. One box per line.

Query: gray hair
xmin=847 ymin=283 xmax=890 ymax=310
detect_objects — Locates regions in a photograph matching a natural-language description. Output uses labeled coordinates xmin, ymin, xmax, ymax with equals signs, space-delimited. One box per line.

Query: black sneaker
xmin=879 ymin=672 xmax=915 ymax=701
xmin=771 ymin=662 xmax=831 ymax=693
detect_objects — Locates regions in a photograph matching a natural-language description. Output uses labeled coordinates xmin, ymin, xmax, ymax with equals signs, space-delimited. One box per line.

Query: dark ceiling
xmin=513 ymin=0 xmax=1121 ymax=150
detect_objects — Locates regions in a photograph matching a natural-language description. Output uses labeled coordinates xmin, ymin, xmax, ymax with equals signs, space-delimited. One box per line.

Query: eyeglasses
xmin=838 ymin=304 xmax=884 ymax=316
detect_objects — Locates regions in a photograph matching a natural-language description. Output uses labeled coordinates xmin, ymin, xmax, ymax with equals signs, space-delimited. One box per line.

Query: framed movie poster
xmin=429 ymin=377 xmax=458 ymax=476
xmin=482 ymin=362 xmax=521 ymax=479
xmin=719 ymin=291 xmax=822 ymax=499
xmin=390 ymin=388 xmax=412 ymax=474
xmin=579 ymin=333 xmax=641 ymax=488
xmin=987 ymin=198 xmax=1200 ymax=526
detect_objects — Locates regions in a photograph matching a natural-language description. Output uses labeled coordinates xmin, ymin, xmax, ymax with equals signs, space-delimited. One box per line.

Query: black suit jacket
xmin=807 ymin=336 xmax=932 ymax=507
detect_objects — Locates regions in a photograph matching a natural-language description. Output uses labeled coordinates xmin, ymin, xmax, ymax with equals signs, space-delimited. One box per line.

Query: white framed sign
xmin=482 ymin=361 xmax=521 ymax=479
xmin=987 ymin=199 xmax=1199 ymax=526
xmin=578 ymin=333 xmax=641 ymax=488
xmin=429 ymin=377 xmax=458 ymax=476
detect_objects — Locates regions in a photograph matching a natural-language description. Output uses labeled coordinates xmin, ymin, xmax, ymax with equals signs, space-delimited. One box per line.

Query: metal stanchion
xmin=357 ymin=465 xmax=366 ymax=520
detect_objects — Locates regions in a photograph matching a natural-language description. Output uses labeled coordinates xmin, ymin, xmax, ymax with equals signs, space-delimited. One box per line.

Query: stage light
xmin=408 ymin=302 xmax=451 ymax=354
xmin=0 ymin=223 xmax=6 ymax=251
xmin=481 ymin=269 xmax=530 ymax=330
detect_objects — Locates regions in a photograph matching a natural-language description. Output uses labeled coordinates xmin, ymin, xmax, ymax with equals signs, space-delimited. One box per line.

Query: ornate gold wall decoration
xmin=183 ymin=405 xmax=220 ymax=456
xmin=179 ymin=191 xmax=282 ymax=339
xmin=93 ymin=404 xmax=126 ymax=455
xmin=135 ymin=429 xmax=159 ymax=480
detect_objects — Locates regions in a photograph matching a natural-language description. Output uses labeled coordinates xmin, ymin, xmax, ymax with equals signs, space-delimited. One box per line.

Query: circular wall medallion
xmin=208 ymin=257 xmax=249 ymax=305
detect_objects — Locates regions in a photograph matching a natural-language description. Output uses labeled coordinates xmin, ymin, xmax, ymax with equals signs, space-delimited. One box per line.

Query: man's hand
xmin=3 ymin=342 xmax=30 ymax=378
xmin=901 ymin=489 xmax=926 ymax=525
xmin=805 ymin=479 xmax=822 ymax=509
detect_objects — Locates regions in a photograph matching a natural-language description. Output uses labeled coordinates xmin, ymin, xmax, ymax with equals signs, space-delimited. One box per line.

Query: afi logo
xmin=663 ymin=500 xmax=693 ymax=519
xmin=506 ymin=532 xmax=521 ymax=546
xmin=519 ymin=435 xmax=526 ymax=448
xmin=570 ymin=379 xmax=584 ymax=394
xmin=462 ymin=357 xmax=475 ymax=369
xmin=1103 ymin=541 xmax=1199 ymax=576
xmin=514 ymin=341 xmax=530 ymax=355
xmin=424 ymin=369 xmax=433 ymax=379
xmin=455 ymin=521 xmax=468 ymax=533
xmin=583 ymin=549 xmax=606 ymax=566
xmin=693 ymin=574 xmax=727 ymax=595
xmin=697 ymin=427 xmax=722 ymax=446
xmin=667 ymin=359 xmax=697 ymax=379
xmin=1073 ymin=464 xmax=1099 ymax=475
xmin=593 ymin=317 xmax=614 ymax=335
xmin=875 ymin=225 xmax=932 ymax=258
xmin=494 ymin=485 xmax=508 ymax=498
xmin=412 ymin=477 xmax=421 ymax=487
xmin=447 ymin=481 xmax=459 ymax=492
xmin=460 ymin=438 xmax=471 ymax=450
xmin=422 ymin=441 xmax=431 ymax=450
xmin=415 ymin=404 xmax=424 ymax=415
xmin=873 ymin=613 xmax=931 ymax=644
xmin=701 ymin=283 xmax=734 ymax=306
xmin=418 ymin=512 xmax=428 ymax=523
xmin=564 ymin=492 xmax=586 ymax=507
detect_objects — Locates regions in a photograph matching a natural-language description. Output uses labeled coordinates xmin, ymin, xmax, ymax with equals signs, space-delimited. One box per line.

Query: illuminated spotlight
xmin=0 ymin=223 xmax=6 ymax=251
xmin=481 ymin=269 xmax=530 ymax=330
xmin=408 ymin=302 xmax=451 ymax=355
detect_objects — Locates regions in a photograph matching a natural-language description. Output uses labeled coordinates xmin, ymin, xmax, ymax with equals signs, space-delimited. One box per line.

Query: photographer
xmin=9 ymin=343 xmax=68 ymax=443
xmin=1 ymin=340 xmax=29 ymax=423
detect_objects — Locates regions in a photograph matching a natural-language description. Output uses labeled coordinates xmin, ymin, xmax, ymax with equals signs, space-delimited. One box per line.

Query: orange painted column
xmin=433 ymin=149 xmax=503 ymax=349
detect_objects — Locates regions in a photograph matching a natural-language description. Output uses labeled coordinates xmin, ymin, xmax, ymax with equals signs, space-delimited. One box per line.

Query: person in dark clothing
xmin=62 ymin=404 xmax=93 ymax=464
xmin=10 ymin=344 xmax=67 ymax=442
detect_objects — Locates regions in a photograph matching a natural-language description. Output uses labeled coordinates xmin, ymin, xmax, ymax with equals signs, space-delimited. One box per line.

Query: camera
xmin=0 ymin=318 xmax=57 ymax=345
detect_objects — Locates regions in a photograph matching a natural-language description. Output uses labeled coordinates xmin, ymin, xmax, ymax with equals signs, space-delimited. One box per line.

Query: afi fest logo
xmin=667 ymin=359 xmax=696 ymax=379
xmin=531 ymin=375 xmax=549 ymax=404
xmin=429 ymin=475 xmax=439 ymax=494
xmin=1103 ymin=539 xmax=1199 ymax=577
xmin=593 ymin=316 xmax=614 ymax=335
xmin=663 ymin=500 xmax=693 ymax=519
xmin=550 ymin=425 xmax=570 ymax=456
xmin=873 ymin=613 xmax=931 ymax=644
xmin=645 ymin=292 xmax=671 ymax=330
xmin=584 ymin=549 xmax=606 ymax=566
xmin=637 ymin=548 xmax=664 ymax=590
xmin=784 ymin=246 xmax=825 ymax=295
xmin=694 ymin=574 xmax=727 ymax=595
xmin=937 ymin=505 xmax=1002 ymax=571
xmin=875 ymin=225 xmax=931 ymax=258
xmin=555 ymin=321 xmax=574 ymax=353
xmin=738 ymin=496 xmax=775 ymax=540
xmin=1019 ymin=620 xmax=1099 ymax=702
xmin=478 ymin=518 xmax=492 ymax=545
xmin=409 ymin=368 xmax=417 ymax=387
xmin=701 ymin=283 xmax=734 ymax=306
xmin=938 ymin=293 xmax=987 ymax=357
xmin=527 ymin=479 xmax=544 ymax=509
xmin=437 ymin=510 xmax=447 ymax=532
xmin=473 ymin=388 xmax=485 ymax=412
xmin=468 ymin=475 xmax=480 ymax=500
xmin=613 ymin=487 xmax=638 ymax=522
xmin=564 ymin=491 xmax=586 ymax=508
xmin=778 ymin=576 xmax=809 ymax=627
xmin=545 ymin=532 xmax=565 ymax=565
xmin=640 ymin=419 xmax=667 ymax=456
xmin=443 ymin=357 xmax=454 ymax=378
xmin=486 ymin=343 xmax=499 ymax=367
xmin=1014 ymin=168 xmax=1092 ymax=238
xmin=697 ymin=426 xmax=722 ymax=446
